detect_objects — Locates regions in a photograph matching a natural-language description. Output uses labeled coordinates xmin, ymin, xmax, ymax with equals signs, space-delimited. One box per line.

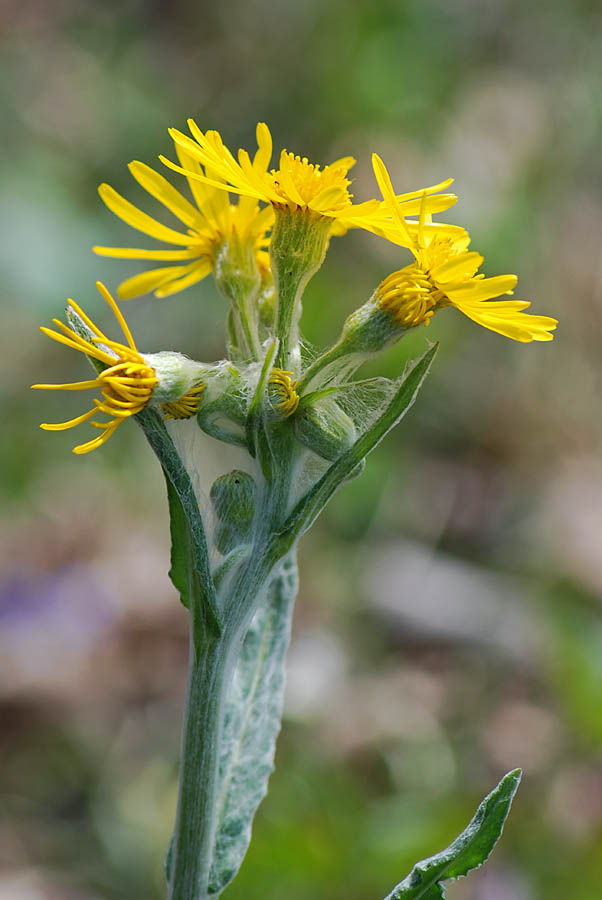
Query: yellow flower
xmin=162 ymin=384 xmax=206 ymax=420
xmin=159 ymin=122 xmax=459 ymax=242
xmin=267 ymin=369 xmax=300 ymax=418
xmin=373 ymin=156 xmax=558 ymax=342
xmin=32 ymin=282 xmax=159 ymax=453
xmin=93 ymin=136 xmax=274 ymax=300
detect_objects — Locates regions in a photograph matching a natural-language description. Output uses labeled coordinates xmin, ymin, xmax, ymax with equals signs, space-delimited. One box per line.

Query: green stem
xmin=232 ymin=292 xmax=261 ymax=361
xmin=214 ymin=237 xmax=262 ymax=363
xmin=167 ymin=631 xmax=235 ymax=900
xmin=166 ymin=519 xmax=286 ymax=900
xmin=295 ymin=340 xmax=349 ymax=393
xmin=270 ymin=207 xmax=332 ymax=371
xmin=274 ymin=269 xmax=305 ymax=370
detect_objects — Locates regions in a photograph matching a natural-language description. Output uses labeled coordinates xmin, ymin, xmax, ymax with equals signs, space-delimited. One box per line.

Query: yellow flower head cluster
xmin=372 ymin=155 xmax=558 ymax=342
xmin=32 ymin=283 xmax=159 ymax=453
xmin=94 ymin=133 xmax=274 ymax=300
xmin=160 ymin=121 xmax=459 ymax=244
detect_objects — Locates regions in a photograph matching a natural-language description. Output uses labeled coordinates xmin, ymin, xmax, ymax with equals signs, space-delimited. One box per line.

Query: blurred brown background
xmin=1 ymin=1 xmax=602 ymax=898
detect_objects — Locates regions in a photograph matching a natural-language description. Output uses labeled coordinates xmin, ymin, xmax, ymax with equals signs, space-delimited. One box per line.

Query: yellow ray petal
xmin=448 ymin=275 xmax=518 ymax=302
xmin=432 ymin=252 xmax=485 ymax=282
xmin=394 ymin=178 xmax=455 ymax=202
xmin=116 ymin=266 xmax=191 ymax=300
xmin=96 ymin=282 xmax=137 ymax=350
xmin=73 ymin=421 xmax=120 ymax=455
xmin=371 ymin=154 xmax=412 ymax=241
xmin=254 ymin=122 xmax=273 ymax=172
xmin=128 ymin=160 xmax=204 ymax=230
xmin=160 ymin=154 xmax=262 ymax=201
xmin=31 ymin=380 xmax=100 ymax=391
xmin=455 ymin=304 xmax=557 ymax=342
xmin=40 ymin=408 xmax=97 ymax=431
xmin=309 ymin=185 xmax=348 ymax=213
xmin=154 ymin=259 xmax=213 ymax=298
xmin=93 ymin=246 xmax=200 ymax=261
xmin=98 ymin=184 xmax=192 ymax=245
xmin=39 ymin=326 xmax=115 ymax=364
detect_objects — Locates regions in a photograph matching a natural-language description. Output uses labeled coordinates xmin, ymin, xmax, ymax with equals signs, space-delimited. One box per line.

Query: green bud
xmin=197 ymin=363 xmax=249 ymax=447
xmin=143 ymin=352 xmax=208 ymax=404
xmin=339 ymin=299 xmax=402 ymax=356
xmin=210 ymin=470 xmax=257 ymax=554
xmin=213 ymin=233 xmax=261 ymax=307
xmin=294 ymin=396 xmax=356 ymax=461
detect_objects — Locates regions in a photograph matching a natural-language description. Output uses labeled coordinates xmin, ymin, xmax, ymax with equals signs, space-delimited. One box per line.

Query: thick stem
xmin=167 ymin=631 xmax=237 ymax=900
xmin=166 ymin=531 xmax=286 ymax=899
xmin=274 ymin=269 xmax=305 ymax=371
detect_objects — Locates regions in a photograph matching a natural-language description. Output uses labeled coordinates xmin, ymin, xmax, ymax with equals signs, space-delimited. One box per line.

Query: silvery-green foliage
xmin=208 ymin=558 xmax=297 ymax=894
xmin=383 ymin=770 xmax=522 ymax=900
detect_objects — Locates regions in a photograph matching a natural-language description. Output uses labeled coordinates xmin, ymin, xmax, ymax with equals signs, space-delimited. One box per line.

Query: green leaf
xmin=383 ymin=769 xmax=522 ymax=900
xmin=279 ymin=342 xmax=438 ymax=545
xmin=164 ymin=475 xmax=194 ymax=609
xmin=207 ymin=556 xmax=298 ymax=894
xmin=135 ymin=407 xmax=221 ymax=641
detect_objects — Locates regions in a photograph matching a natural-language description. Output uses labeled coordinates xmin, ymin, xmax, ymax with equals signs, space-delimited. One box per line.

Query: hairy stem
xmin=167 ymin=631 xmax=236 ymax=900
xmin=166 ymin=515 xmax=288 ymax=899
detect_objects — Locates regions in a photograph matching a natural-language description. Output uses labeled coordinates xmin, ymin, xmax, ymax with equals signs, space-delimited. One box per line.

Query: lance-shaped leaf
xmin=207 ymin=557 xmax=298 ymax=895
xmin=278 ymin=342 xmax=438 ymax=547
xmin=383 ymin=769 xmax=522 ymax=900
xmin=136 ymin=407 xmax=221 ymax=642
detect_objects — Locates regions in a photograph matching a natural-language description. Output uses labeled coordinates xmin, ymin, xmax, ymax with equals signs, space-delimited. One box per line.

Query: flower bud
xmin=267 ymin=369 xmax=300 ymax=420
xmin=294 ymin=396 xmax=356 ymax=461
xmin=210 ymin=470 xmax=257 ymax=554
xmin=143 ymin=352 xmax=207 ymax=404
xmin=339 ymin=299 xmax=402 ymax=356
xmin=338 ymin=266 xmax=440 ymax=358
xmin=196 ymin=362 xmax=249 ymax=447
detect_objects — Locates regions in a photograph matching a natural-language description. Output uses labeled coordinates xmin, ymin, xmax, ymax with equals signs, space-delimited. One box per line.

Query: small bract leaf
xmin=383 ymin=769 xmax=521 ymax=900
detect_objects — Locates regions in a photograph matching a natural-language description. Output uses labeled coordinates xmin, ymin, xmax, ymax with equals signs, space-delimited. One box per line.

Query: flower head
xmin=374 ymin=157 xmax=558 ymax=342
xmin=267 ymin=369 xmax=300 ymax=418
xmin=160 ymin=122 xmax=459 ymax=242
xmin=162 ymin=384 xmax=206 ymax=420
xmin=94 ymin=134 xmax=273 ymax=300
xmin=32 ymin=283 xmax=159 ymax=453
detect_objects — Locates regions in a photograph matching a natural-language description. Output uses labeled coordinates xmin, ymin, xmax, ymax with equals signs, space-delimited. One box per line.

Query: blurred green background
xmin=2 ymin=1 xmax=602 ymax=898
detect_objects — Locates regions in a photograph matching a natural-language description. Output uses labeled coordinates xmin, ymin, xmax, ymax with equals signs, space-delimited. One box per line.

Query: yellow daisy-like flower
xmin=93 ymin=136 xmax=274 ymax=300
xmin=373 ymin=156 xmax=558 ymax=342
xmin=32 ymin=282 xmax=159 ymax=453
xmin=159 ymin=122 xmax=459 ymax=241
